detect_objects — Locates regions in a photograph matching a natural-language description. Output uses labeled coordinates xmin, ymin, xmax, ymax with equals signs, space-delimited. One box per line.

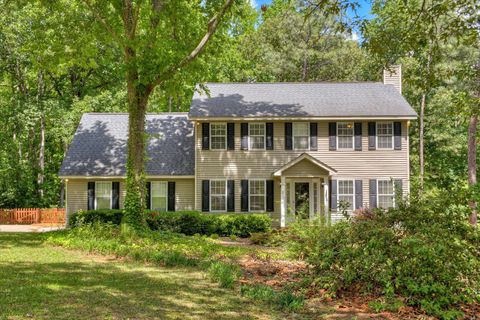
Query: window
xmin=337 ymin=122 xmax=354 ymax=150
xmin=95 ymin=181 xmax=111 ymax=209
xmin=151 ymin=181 xmax=167 ymax=211
xmin=210 ymin=123 xmax=227 ymax=150
xmin=377 ymin=122 xmax=393 ymax=149
xmin=249 ymin=180 xmax=265 ymax=211
xmin=293 ymin=123 xmax=309 ymax=149
xmin=210 ymin=180 xmax=227 ymax=211
xmin=378 ymin=180 xmax=395 ymax=208
xmin=337 ymin=180 xmax=354 ymax=210
xmin=249 ymin=123 xmax=266 ymax=150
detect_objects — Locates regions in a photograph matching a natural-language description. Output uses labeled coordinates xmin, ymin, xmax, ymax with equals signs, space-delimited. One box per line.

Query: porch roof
xmin=273 ymin=153 xmax=337 ymax=177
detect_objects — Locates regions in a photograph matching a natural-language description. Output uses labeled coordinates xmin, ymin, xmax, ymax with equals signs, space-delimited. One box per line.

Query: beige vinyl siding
xmin=195 ymin=121 xmax=410 ymax=217
xmin=66 ymin=178 xmax=195 ymax=219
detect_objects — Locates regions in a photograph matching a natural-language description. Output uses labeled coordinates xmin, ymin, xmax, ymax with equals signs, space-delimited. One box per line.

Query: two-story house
xmin=59 ymin=66 xmax=417 ymax=226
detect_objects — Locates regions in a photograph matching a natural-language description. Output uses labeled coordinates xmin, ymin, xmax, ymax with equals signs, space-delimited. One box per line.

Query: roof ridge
xmin=84 ymin=112 xmax=189 ymax=115
xmin=202 ymin=81 xmax=383 ymax=85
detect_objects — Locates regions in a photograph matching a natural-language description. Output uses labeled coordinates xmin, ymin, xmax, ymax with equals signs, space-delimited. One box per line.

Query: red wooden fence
xmin=0 ymin=208 xmax=65 ymax=225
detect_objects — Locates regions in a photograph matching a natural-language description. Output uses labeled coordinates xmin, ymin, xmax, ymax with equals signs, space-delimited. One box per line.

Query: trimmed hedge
xmin=70 ymin=209 xmax=271 ymax=238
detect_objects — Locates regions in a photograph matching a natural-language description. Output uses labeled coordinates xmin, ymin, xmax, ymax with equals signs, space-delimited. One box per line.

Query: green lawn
xmin=0 ymin=233 xmax=279 ymax=320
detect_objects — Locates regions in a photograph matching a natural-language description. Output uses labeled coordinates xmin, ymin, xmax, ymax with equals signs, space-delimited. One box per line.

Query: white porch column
xmin=280 ymin=175 xmax=286 ymax=228
xmin=323 ymin=176 xmax=329 ymax=219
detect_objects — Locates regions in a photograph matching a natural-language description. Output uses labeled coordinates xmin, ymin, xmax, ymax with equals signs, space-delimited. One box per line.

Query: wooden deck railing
xmin=0 ymin=208 xmax=65 ymax=225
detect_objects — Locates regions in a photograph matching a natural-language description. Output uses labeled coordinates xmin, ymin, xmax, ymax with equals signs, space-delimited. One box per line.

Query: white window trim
xmin=336 ymin=122 xmax=355 ymax=151
xmin=377 ymin=179 xmax=396 ymax=209
xmin=376 ymin=121 xmax=394 ymax=150
xmin=210 ymin=179 xmax=227 ymax=212
xmin=150 ymin=181 xmax=168 ymax=211
xmin=94 ymin=181 xmax=112 ymax=210
xmin=293 ymin=122 xmax=310 ymax=150
xmin=249 ymin=179 xmax=266 ymax=212
xmin=210 ymin=122 xmax=227 ymax=150
xmin=337 ymin=178 xmax=355 ymax=210
xmin=248 ymin=122 xmax=266 ymax=150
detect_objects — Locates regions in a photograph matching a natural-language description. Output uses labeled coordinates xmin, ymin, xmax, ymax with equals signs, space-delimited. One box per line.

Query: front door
xmin=294 ymin=182 xmax=310 ymax=219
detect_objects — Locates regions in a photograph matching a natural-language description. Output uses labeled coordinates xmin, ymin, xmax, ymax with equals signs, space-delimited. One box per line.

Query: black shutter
xmin=227 ymin=180 xmax=235 ymax=212
xmin=310 ymin=122 xmax=318 ymax=151
xmin=394 ymin=122 xmax=402 ymax=150
xmin=355 ymin=180 xmax=363 ymax=209
xmin=112 ymin=182 xmax=120 ymax=209
xmin=330 ymin=179 xmax=337 ymax=211
xmin=87 ymin=182 xmax=95 ymax=210
xmin=202 ymin=180 xmax=210 ymax=212
xmin=227 ymin=123 xmax=235 ymax=150
xmin=368 ymin=122 xmax=376 ymax=150
xmin=202 ymin=123 xmax=210 ymax=150
xmin=285 ymin=123 xmax=292 ymax=150
xmin=241 ymin=123 xmax=249 ymax=150
xmin=266 ymin=123 xmax=274 ymax=150
xmin=369 ymin=179 xmax=377 ymax=208
xmin=354 ymin=122 xmax=362 ymax=151
xmin=146 ymin=182 xmax=151 ymax=210
xmin=394 ymin=179 xmax=403 ymax=204
xmin=168 ymin=181 xmax=175 ymax=211
xmin=241 ymin=180 xmax=249 ymax=212
xmin=266 ymin=180 xmax=274 ymax=212
xmin=329 ymin=122 xmax=337 ymax=151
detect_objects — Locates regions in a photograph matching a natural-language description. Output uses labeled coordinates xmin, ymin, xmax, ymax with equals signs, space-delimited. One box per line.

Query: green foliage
xmin=44 ymin=223 xmax=254 ymax=287
xmin=240 ymin=284 xmax=305 ymax=311
xmin=71 ymin=209 xmax=271 ymax=238
xmin=69 ymin=209 xmax=123 ymax=226
xmin=207 ymin=261 xmax=240 ymax=288
xmin=289 ymin=195 xmax=480 ymax=318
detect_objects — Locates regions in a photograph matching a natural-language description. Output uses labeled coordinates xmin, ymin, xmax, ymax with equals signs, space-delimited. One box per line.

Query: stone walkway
xmin=0 ymin=224 xmax=65 ymax=233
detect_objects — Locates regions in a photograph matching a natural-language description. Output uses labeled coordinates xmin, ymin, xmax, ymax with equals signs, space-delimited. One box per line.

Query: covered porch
xmin=273 ymin=154 xmax=336 ymax=227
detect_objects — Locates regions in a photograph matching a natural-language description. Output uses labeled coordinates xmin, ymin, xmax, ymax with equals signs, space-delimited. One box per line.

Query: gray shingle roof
xmin=59 ymin=113 xmax=194 ymax=177
xmin=189 ymin=82 xmax=417 ymax=118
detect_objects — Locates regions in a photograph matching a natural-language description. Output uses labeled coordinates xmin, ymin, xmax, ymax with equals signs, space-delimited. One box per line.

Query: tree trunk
xmin=419 ymin=93 xmax=426 ymax=191
xmin=37 ymin=71 xmax=45 ymax=200
xmin=168 ymin=95 xmax=172 ymax=112
xmin=122 ymin=49 xmax=151 ymax=230
xmin=468 ymin=114 xmax=478 ymax=226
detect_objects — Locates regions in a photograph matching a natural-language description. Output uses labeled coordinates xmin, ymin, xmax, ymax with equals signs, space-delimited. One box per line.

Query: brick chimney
xmin=383 ymin=65 xmax=402 ymax=94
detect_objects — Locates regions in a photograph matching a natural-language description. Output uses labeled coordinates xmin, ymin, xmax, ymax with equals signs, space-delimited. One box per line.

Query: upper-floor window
xmin=95 ymin=181 xmax=111 ymax=209
xmin=151 ymin=181 xmax=167 ymax=211
xmin=249 ymin=123 xmax=265 ymax=150
xmin=293 ymin=122 xmax=309 ymax=149
xmin=210 ymin=123 xmax=227 ymax=150
xmin=377 ymin=122 xmax=393 ymax=149
xmin=337 ymin=179 xmax=354 ymax=210
xmin=249 ymin=180 xmax=265 ymax=212
xmin=337 ymin=122 xmax=354 ymax=150
xmin=378 ymin=180 xmax=394 ymax=208
xmin=210 ymin=180 xmax=227 ymax=211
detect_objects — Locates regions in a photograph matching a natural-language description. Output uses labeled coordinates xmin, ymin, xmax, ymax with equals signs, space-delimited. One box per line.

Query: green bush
xmin=289 ymin=195 xmax=480 ymax=318
xmin=69 ymin=209 xmax=124 ymax=227
xmin=207 ymin=261 xmax=240 ymax=288
xmin=71 ymin=209 xmax=271 ymax=238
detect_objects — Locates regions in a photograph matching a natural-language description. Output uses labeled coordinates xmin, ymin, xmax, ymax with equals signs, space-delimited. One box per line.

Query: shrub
xmin=289 ymin=195 xmax=480 ymax=318
xmin=71 ymin=209 xmax=271 ymax=238
xmin=69 ymin=209 xmax=124 ymax=227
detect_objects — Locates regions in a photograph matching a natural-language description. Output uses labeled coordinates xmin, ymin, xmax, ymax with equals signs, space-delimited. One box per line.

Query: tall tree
xmin=72 ymin=0 xmax=246 ymax=230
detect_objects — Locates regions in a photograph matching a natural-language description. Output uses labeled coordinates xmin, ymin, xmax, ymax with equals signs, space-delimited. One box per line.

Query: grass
xmin=0 ymin=232 xmax=281 ymax=320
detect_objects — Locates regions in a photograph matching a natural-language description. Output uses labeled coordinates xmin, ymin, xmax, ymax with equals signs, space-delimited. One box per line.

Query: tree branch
xmin=82 ymin=0 xmax=123 ymax=45
xmin=149 ymin=0 xmax=234 ymax=88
